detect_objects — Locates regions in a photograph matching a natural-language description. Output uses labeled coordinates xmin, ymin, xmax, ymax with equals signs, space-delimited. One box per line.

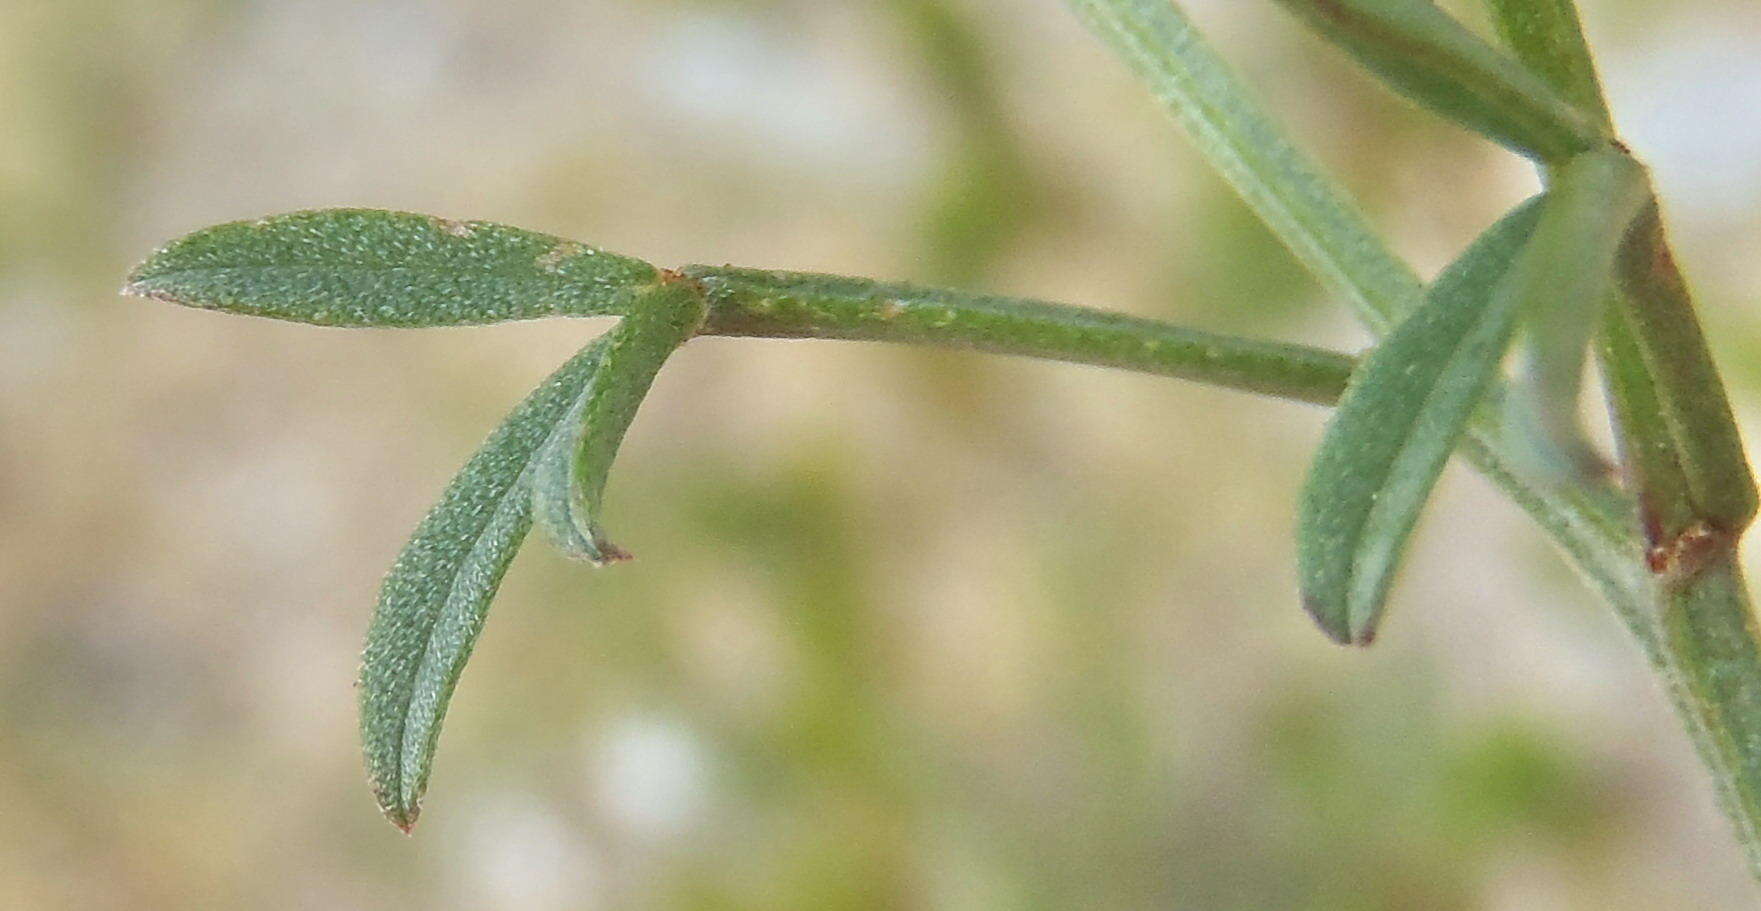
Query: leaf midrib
xmin=135 ymin=262 xmax=594 ymax=286
xmin=385 ymin=381 xmax=589 ymax=815
xmin=1345 ymin=303 xmax=1512 ymax=631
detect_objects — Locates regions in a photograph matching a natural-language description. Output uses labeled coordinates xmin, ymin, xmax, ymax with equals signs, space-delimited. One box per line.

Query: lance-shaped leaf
xmin=1477 ymin=0 xmax=1613 ymax=127
xmin=361 ymin=336 xmax=621 ymax=832
xmin=124 ymin=209 xmax=659 ymax=326
xmin=1515 ymin=150 xmax=1649 ymax=477
xmin=1298 ymin=197 xmax=1545 ymax=644
xmin=532 ymin=283 xmax=705 ymax=563
xmin=1271 ymin=0 xmax=1605 ymax=162
xmin=1616 ymin=203 xmax=1760 ymax=535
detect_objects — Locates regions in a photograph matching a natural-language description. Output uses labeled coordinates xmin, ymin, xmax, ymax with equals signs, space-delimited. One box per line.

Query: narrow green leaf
xmin=1299 ymin=197 xmax=1545 ymax=644
xmin=1477 ymin=0 xmax=1613 ymax=127
xmin=124 ymin=209 xmax=659 ymax=327
xmin=1065 ymin=0 xmax=1424 ymax=333
xmin=532 ymin=283 xmax=705 ymax=563
xmin=1616 ymin=204 xmax=1760 ymax=534
xmin=1271 ymin=0 xmax=1606 ymax=162
xmin=1515 ymin=149 xmax=1649 ymax=476
xmin=360 ymin=339 xmax=615 ymax=832
xmin=1599 ymin=305 xmax=1699 ymax=557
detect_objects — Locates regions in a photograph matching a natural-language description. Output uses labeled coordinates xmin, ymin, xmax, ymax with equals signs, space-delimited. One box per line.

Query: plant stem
xmin=691 ymin=0 xmax=1761 ymax=887
xmin=686 ymin=266 xmax=1355 ymax=405
xmin=1476 ymin=0 xmax=1761 ymax=878
xmin=1658 ymin=557 xmax=1761 ymax=872
xmin=677 ymin=0 xmax=1761 ymax=880
xmin=682 ymin=256 xmax=1761 ymax=880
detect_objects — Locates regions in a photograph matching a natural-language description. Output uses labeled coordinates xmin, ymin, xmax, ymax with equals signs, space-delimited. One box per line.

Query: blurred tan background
xmin=5 ymin=0 xmax=1761 ymax=908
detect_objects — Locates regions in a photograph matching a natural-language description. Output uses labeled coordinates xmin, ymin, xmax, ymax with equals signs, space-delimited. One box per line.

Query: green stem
xmin=1657 ymin=557 xmax=1761 ymax=873
xmin=686 ymin=266 xmax=1356 ymax=405
xmin=681 ymin=253 xmax=1761 ymax=881
xmin=804 ymin=0 xmax=1761 ymax=882
xmin=1478 ymin=0 xmax=1761 ymax=878
xmin=846 ymin=0 xmax=1761 ymax=883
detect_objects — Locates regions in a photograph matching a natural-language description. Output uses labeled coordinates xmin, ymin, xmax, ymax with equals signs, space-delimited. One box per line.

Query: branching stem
xmin=687 ymin=266 xmax=1355 ymax=405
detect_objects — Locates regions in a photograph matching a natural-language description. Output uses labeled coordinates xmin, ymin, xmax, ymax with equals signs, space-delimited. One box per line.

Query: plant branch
xmin=676 ymin=255 xmax=1666 ymax=663
xmin=1067 ymin=0 xmax=1643 ymax=617
xmin=1475 ymin=0 xmax=1761 ymax=878
xmin=687 ymin=266 xmax=1356 ymax=405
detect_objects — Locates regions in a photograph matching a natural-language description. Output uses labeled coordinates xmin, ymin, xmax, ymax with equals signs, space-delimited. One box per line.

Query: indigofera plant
xmin=126 ymin=0 xmax=1761 ymax=881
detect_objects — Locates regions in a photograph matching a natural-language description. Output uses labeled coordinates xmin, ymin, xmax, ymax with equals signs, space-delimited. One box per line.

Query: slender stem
xmin=686 ymin=266 xmax=1355 ymax=405
xmin=1656 ymin=557 xmax=1761 ymax=872
xmin=1478 ymin=0 xmax=1761 ymax=878
xmin=722 ymin=0 xmax=1761 ymax=881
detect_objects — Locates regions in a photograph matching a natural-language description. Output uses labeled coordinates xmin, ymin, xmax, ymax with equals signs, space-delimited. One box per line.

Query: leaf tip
xmin=1301 ymin=593 xmax=1377 ymax=646
xmin=366 ymin=779 xmax=421 ymax=833
xmin=367 ymin=768 xmax=423 ymax=833
xmin=119 ymin=276 xmax=177 ymax=305
xmin=589 ymin=537 xmax=634 ymax=566
xmin=387 ymin=807 xmax=420 ymax=835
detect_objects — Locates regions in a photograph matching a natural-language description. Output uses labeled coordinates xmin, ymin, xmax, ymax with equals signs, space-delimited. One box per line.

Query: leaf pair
xmin=1298 ymin=150 xmax=1647 ymax=644
xmin=128 ymin=209 xmax=702 ymax=829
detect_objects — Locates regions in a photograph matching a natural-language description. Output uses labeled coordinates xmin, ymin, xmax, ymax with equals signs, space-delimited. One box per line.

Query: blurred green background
xmin=5 ymin=0 xmax=1761 ymax=907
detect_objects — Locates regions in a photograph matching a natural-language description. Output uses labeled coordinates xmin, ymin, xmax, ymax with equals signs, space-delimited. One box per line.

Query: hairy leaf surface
xmin=361 ymin=338 xmax=615 ymax=831
xmin=125 ymin=209 xmax=658 ymax=326
xmin=1298 ymin=198 xmax=1544 ymax=644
